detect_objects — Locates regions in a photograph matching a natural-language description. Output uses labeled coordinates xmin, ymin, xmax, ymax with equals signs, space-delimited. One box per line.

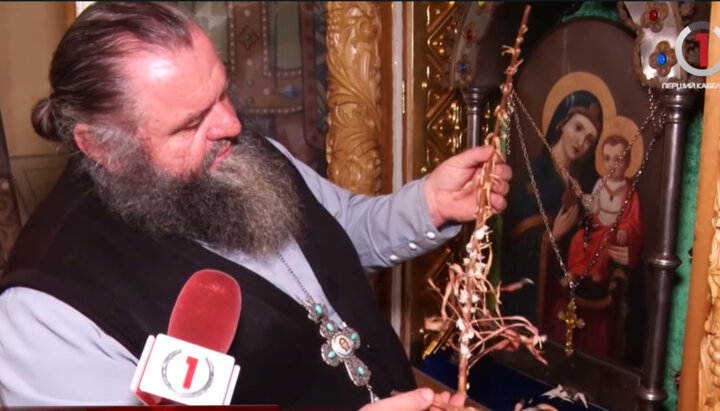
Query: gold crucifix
xmin=558 ymin=299 xmax=584 ymax=357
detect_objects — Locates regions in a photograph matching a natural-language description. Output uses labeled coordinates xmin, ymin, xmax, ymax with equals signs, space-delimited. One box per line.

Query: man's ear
xmin=73 ymin=123 xmax=117 ymax=171
xmin=73 ymin=123 xmax=99 ymax=160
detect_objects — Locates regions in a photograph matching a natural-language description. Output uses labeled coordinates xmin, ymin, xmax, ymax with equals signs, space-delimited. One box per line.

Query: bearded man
xmin=0 ymin=2 xmax=510 ymax=410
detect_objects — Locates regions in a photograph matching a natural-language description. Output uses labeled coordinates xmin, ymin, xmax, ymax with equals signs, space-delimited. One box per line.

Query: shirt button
xmin=426 ymin=231 xmax=437 ymax=240
xmin=408 ymin=242 xmax=418 ymax=250
xmin=389 ymin=254 xmax=399 ymax=262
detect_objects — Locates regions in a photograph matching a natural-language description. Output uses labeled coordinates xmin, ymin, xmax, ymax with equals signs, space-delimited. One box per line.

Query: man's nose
xmin=207 ymin=98 xmax=242 ymax=141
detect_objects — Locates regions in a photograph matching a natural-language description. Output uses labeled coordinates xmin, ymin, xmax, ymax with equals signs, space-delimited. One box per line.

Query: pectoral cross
xmin=558 ymin=299 xmax=584 ymax=357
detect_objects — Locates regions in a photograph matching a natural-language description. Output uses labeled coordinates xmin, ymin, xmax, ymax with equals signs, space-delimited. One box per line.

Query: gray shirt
xmin=0 ymin=139 xmax=459 ymax=406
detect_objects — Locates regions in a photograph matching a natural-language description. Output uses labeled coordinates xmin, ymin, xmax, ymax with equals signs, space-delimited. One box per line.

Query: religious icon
xmin=501 ymin=17 xmax=663 ymax=365
xmin=332 ymin=334 xmax=353 ymax=357
xmin=502 ymin=71 xmax=617 ymax=329
xmin=550 ymin=115 xmax=645 ymax=357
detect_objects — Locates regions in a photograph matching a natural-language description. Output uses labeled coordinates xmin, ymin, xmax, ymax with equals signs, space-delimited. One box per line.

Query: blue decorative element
xmin=326 ymin=323 xmax=334 ymax=332
xmin=279 ymin=84 xmax=301 ymax=99
xmin=357 ymin=367 xmax=366 ymax=376
xmin=657 ymin=53 xmax=668 ymax=66
xmin=458 ymin=62 xmax=467 ymax=73
xmin=314 ymin=304 xmax=323 ymax=315
xmin=350 ymin=332 xmax=358 ymax=341
xmin=328 ymin=351 xmax=336 ymax=359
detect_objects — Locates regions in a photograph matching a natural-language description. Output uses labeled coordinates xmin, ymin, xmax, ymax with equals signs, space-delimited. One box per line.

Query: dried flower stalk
xmin=425 ymin=5 xmax=546 ymax=395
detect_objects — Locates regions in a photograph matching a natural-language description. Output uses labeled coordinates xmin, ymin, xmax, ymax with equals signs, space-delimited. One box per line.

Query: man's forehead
xmin=123 ymin=47 xmax=181 ymax=84
xmin=121 ymin=27 xmax=215 ymax=86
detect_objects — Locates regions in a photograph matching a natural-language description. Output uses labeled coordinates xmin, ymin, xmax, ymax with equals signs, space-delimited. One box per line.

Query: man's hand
xmin=359 ymin=388 xmax=466 ymax=411
xmin=424 ymin=146 xmax=512 ymax=227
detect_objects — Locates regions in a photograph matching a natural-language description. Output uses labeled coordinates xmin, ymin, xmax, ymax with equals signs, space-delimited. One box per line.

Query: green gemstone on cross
xmin=315 ymin=305 xmax=323 ymax=315
xmin=328 ymin=351 xmax=336 ymax=359
xmin=357 ymin=367 xmax=365 ymax=376
xmin=350 ymin=333 xmax=358 ymax=341
xmin=243 ymin=33 xmax=253 ymax=42
xmin=326 ymin=323 xmax=334 ymax=331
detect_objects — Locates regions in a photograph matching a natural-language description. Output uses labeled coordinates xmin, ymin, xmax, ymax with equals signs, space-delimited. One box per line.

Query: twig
xmin=425 ymin=5 xmax=546 ymax=395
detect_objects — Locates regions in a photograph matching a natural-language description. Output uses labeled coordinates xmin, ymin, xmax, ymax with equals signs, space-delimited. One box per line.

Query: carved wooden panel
xmin=424 ymin=2 xmax=467 ymax=172
xmin=700 ymin=162 xmax=720 ymax=408
xmin=402 ymin=2 xmax=469 ymax=363
xmin=325 ymin=2 xmax=382 ymax=195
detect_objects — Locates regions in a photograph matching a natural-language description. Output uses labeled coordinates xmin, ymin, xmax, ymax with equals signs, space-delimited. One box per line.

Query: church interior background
xmin=4 ymin=1 xmax=720 ymax=409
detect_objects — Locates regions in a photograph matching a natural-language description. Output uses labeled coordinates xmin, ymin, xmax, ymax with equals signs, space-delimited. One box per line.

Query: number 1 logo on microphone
xmin=131 ymin=334 xmax=241 ymax=405
xmin=161 ymin=349 xmax=214 ymax=397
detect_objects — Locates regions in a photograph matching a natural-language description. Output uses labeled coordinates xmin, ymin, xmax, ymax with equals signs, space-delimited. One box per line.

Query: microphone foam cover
xmin=167 ymin=269 xmax=241 ymax=353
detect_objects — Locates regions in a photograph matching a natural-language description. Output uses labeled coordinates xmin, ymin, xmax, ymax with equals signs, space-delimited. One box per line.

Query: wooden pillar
xmin=678 ymin=3 xmax=720 ymax=410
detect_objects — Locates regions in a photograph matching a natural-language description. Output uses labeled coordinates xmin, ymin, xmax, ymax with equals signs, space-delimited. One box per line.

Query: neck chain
xmin=276 ymin=252 xmax=379 ymax=403
xmin=510 ymin=99 xmax=662 ymax=356
xmin=509 ymin=88 xmax=662 ymax=213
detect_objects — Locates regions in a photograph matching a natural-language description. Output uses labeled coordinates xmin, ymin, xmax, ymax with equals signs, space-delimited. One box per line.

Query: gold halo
xmin=594 ymin=116 xmax=644 ymax=178
xmin=542 ymin=71 xmax=617 ymax=135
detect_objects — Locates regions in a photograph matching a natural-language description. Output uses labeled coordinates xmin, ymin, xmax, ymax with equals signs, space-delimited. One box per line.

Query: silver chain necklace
xmin=510 ymin=88 xmax=662 ymax=214
xmin=509 ymin=94 xmax=663 ymax=356
xmin=276 ymin=252 xmax=379 ymax=403
xmin=510 ymin=101 xmax=662 ymax=291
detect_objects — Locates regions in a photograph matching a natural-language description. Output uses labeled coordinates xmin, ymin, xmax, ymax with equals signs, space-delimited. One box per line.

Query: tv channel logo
xmin=663 ymin=21 xmax=720 ymax=89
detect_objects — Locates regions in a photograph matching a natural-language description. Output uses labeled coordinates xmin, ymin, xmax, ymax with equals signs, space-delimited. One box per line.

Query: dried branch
xmin=425 ymin=5 xmax=546 ymax=396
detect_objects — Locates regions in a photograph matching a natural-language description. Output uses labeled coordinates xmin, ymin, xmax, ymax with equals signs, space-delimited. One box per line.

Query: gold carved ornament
xmin=325 ymin=2 xmax=382 ymax=195
xmin=701 ymin=139 xmax=720 ymax=410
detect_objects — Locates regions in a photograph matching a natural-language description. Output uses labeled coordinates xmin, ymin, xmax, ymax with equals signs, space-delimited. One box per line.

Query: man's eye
xmin=182 ymin=121 xmax=202 ymax=132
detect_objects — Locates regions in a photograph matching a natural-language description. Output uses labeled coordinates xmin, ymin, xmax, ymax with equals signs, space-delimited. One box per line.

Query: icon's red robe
xmin=546 ymin=181 xmax=642 ymax=358
xmin=568 ymin=180 xmax=643 ymax=280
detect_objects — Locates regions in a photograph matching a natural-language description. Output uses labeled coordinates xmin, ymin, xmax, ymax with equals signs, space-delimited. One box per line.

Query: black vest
xmin=0 ymin=152 xmax=415 ymax=409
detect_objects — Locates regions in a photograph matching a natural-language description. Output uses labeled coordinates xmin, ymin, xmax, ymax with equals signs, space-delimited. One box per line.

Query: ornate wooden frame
xmin=679 ymin=4 xmax=720 ymax=409
xmin=325 ymin=2 xmax=386 ymax=196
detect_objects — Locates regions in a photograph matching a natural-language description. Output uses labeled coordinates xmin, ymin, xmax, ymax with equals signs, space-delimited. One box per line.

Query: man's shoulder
xmin=5 ymin=166 xmax=127 ymax=273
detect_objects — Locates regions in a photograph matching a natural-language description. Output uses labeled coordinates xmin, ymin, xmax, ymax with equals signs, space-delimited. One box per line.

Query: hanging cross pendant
xmin=557 ymin=298 xmax=584 ymax=357
xmin=305 ymin=302 xmax=372 ymax=388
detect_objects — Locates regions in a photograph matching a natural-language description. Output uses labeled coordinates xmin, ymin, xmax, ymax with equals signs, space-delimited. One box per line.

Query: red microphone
xmin=168 ymin=269 xmax=242 ymax=353
xmin=131 ymin=269 xmax=242 ymax=405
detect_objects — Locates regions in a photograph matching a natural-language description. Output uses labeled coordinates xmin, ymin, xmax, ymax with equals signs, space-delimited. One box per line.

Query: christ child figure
xmin=567 ymin=127 xmax=643 ymax=284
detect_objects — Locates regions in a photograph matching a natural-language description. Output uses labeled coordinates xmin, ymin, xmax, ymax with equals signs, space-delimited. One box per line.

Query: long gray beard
xmin=83 ymin=134 xmax=303 ymax=256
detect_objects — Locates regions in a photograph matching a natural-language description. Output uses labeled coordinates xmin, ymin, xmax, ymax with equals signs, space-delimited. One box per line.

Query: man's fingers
xmin=451 ymin=146 xmax=496 ymax=168
xmin=429 ymin=391 xmax=452 ymax=411
xmin=359 ymin=388 xmax=434 ymax=411
xmin=491 ymin=178 xmax=510 ymax=196
xmin=449 ymin=392 xmax=467 ymax=406
xmin=490 ymin=193 xmax=508 ymax=213
xmin=493 ymin=163 xmax=512 ymax=181
xmin=429 ymin=391 xmax=466 ymax=411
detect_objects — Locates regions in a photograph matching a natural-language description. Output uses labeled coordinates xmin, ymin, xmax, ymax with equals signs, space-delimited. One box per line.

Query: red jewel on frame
xmin=649 ymin=10 xmax=658 ymax=21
